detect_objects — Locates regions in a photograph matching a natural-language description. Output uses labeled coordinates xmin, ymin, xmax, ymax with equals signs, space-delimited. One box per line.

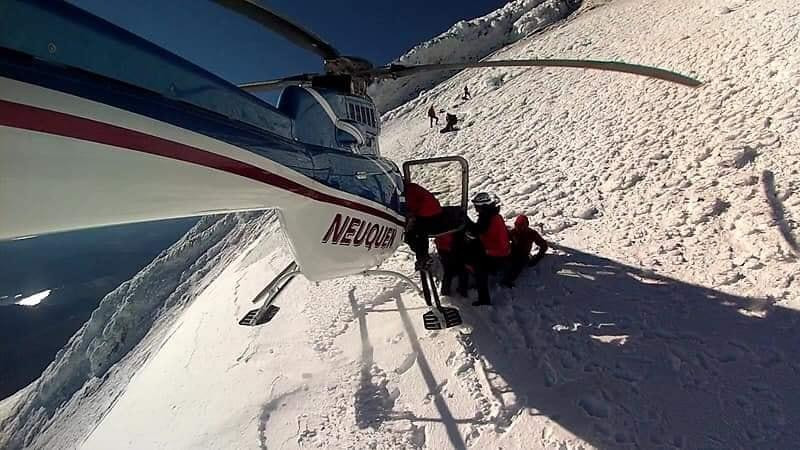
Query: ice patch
xmin=14 ymin=289 xmax=51 ymax=306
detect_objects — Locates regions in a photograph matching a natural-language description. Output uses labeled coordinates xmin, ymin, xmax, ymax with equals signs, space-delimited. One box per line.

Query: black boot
xmin=474 ymin=278 xmax=491 ymax=306
xmin=414 ymin=254 xmax=432 ymax=271
xmin=472 ymin=288 xmax=491 ymax=306
xmin=440 ymin=273 xmax=453 ymax=296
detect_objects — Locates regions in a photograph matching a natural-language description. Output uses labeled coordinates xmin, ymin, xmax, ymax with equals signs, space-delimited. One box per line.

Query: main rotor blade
xmin=213 ymin=0 xmax=339 ymax=61
xmin=238 ymin=74 xmax=314 ymax=93
xmin=363 ymin=59 xmax=702 ymax=87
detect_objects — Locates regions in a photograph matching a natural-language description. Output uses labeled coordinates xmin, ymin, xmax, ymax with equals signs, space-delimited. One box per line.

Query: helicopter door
xmin=402 ymin=156 xmax=469 ymax=234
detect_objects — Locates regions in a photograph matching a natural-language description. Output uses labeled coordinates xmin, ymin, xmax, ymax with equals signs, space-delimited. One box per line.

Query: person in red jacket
xmin=404 ymin=181 xmax=453 ymax=268
xmin=465 ymin=192 xmax=510 ymax=306
xmin=502 ymin=214 xmax=548 ymax=287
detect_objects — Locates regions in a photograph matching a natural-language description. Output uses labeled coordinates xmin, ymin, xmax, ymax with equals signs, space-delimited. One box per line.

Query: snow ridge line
xmin=0 ymin=212 xmax=270 ymax=450
xmin=369 ymin=0 xmax=582 ymax=113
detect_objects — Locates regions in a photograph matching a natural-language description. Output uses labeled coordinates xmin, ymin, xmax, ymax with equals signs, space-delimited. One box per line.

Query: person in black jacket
xmin=428 ymin=105 xmax=438 ymax=128
xmin=441 ymin=113 xmax=459 ymax=133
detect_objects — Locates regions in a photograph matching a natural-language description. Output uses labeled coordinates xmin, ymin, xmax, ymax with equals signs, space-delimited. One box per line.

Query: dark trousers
xmin=503 ymin=248 xmax=546 ymax=285
xmin=440 ymin=251 xmax=468 ymax=295
xmin=405 ymin=214 xmax=452 ymax=261
xmin=503 ymin=252 xmax=529 ymax=286
xmin=464 ymin=238 xmax=508 ymax=304
xmin=474 ymin=255 xmax=509 ymax=304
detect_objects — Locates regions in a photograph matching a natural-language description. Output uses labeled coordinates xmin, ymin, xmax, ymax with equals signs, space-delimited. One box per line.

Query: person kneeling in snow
xmin=502 ymin=214 xmax=548 ymax=287
xmin=440 ymin=113 xmax=459 ymax=133
xmin=465 ymin=192 xmax=511 ymax=306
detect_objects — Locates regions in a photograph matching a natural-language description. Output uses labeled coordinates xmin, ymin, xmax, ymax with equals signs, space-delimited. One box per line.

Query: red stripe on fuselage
xmin=0 ymin=99 xmax=404 ymax=226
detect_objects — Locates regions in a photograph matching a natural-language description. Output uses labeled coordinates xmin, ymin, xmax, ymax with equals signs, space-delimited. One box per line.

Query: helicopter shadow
xmin=451 ymin=244 xmax=800 ymax=448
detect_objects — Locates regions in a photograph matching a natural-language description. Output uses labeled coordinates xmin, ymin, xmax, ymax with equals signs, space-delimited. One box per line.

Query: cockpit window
xmin=0 ymin=1 xmax=292 ymax=134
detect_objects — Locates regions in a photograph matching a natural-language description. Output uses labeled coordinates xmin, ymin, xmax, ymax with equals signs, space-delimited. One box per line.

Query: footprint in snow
xmin=577 ymin=395 xmax=611 ymax=419
xmin=394 ymin=352 xmax=417 ymax=375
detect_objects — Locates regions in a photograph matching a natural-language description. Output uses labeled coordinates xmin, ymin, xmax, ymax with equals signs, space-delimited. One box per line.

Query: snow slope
xmin=369 ymin=0 xmax=581 ymax=113
xmin=4 ymin=0 xmax=800 ymax=448
xmin=0 ymin=213 xmax=273 ymax=449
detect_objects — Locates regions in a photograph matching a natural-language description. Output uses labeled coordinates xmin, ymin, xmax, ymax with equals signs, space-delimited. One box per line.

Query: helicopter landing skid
xmin=419 ymin=268 xmax=463 ymax=330
xmin=238 ymin=304 xmax=280 ymax=327
xmin=362 ymin=268 xmax=462 ymax=330
xmin=239 ymin=261 xmax=299 ymax=327
xmin=237 ymin=263 xmax=461 ymax=330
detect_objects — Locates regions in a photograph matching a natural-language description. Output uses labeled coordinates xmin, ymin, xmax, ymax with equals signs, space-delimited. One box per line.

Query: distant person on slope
xmin=404 ymin=181 xmax=453 ymax=269
xmin=428 ymin=105 xmax=439 ymax=128
xmin=465 ymin=192 xmax=511 ymax=306
xmin=441 ymin=113 xmax=459 ymax=133
xmin=502 ymin=214 xmax=548 ymax=287
xmin=463 ymin=85 xmax=472 ymax=100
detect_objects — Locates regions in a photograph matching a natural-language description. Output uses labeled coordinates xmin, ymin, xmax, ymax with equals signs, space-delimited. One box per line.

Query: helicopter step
xmin=419 ymin=267 xmax=463 ymax=330
xmin=239 ymin=261 xmax=299 ymax=327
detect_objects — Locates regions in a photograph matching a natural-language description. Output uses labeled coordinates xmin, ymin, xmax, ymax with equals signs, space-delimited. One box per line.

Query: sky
xmin=68 ymin=0 xmax=510 ymax=103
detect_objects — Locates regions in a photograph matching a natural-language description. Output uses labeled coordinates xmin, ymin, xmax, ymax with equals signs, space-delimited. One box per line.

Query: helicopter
xmin=0 ymin=0 xmax=701 ymax=329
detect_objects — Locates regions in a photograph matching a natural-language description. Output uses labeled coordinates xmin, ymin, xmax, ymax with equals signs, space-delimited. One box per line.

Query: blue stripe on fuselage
xmin=0 ymin=50 xmax=402 ymax=214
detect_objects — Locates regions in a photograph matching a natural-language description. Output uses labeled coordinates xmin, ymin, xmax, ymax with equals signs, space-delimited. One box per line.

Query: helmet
xmin=472 ymin=192 xmax=500 ymax=207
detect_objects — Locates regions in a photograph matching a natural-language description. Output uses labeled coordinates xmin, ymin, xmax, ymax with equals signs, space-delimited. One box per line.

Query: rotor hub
xmin=324 ymin=56 xmax=373 ymax=75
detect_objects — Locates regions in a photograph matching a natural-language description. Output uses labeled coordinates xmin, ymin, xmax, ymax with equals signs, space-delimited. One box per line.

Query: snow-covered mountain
xmin=0 ymin=213 xmax=275 ymax=449
xmin=369 ymin=0 xmax=582 ymax=113
xmin=3 ymin=0 xmax=800 ymax=448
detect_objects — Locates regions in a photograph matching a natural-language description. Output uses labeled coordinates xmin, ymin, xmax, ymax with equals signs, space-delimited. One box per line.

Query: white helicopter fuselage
xmin=0 ymin=75 xmax=404 ymax=280
xmin=0 ymin=0 xmax=406 ymax=281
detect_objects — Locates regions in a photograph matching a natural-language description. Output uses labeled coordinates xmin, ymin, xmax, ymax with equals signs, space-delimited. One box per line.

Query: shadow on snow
xmin=380 ymin=244 xmax=800 ymax=448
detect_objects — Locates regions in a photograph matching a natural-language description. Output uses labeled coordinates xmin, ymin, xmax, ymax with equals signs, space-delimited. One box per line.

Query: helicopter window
xmin=1 ymin=1 xmax=293 ymax=136
xmin=348 ymin=103 xmax=356 ymax=121
xmin=369 ymin=109 xmax=376 ymax=127
xmin=356 ymin=105 xmax=363 ymax=123
xmin=336 ymin=129 xmax=360 ymax=147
